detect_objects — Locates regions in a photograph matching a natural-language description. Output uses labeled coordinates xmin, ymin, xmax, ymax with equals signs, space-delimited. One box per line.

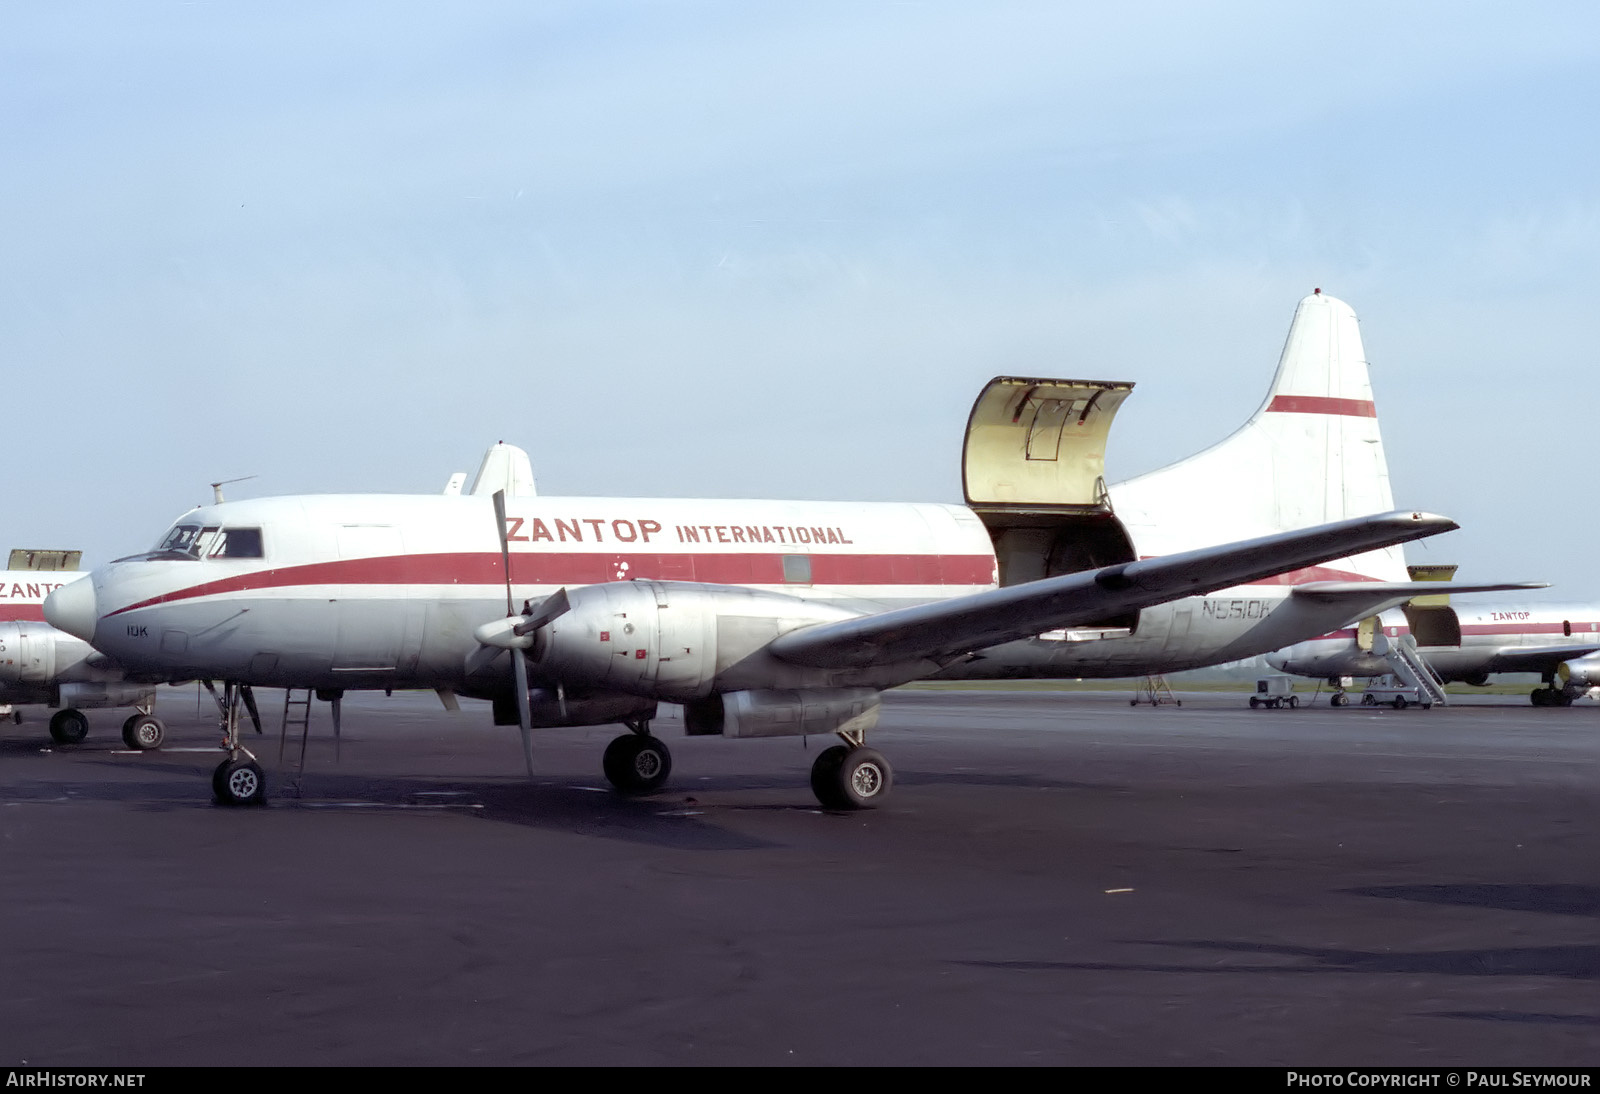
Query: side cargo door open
xmin=962 ymin=377 xmax=1138 ymax=598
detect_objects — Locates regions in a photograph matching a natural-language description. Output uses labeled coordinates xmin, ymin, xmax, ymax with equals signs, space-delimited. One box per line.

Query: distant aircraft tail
xmin=1108 ymin=291 xmax=1407 ymax=582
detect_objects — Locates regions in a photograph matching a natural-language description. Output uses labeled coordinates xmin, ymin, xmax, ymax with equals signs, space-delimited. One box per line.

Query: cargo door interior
xmin=1400 ymin=564 xmax=1462 ymax=647
xmin=963 ymin=376 xmax=1139 ymax=628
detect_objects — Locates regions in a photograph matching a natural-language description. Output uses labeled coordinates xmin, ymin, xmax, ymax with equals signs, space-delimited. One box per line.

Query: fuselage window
xmin=211 ymin=528 xmax=264 ymax=559
xmin=1564 ymin=620 xmax=1572 ymax=637
xmin=783 ymin=554 xmax=812 ymax=584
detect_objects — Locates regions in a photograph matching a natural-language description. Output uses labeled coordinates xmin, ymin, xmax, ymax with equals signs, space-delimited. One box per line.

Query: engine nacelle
xmin=1558 ymin=652 xmax=1600 ymax=688
xmin=491 ymin=687 xmax=658 ymax=728
xmin=530 ymin=580 xmax=858 ymax=700
xmin=0 ymin=622 xmax=93 ymax=684
xmin=57 ymin=681 xmax=156 ymax=710
xmin=683 ymin=688 xmax=881 ymax=739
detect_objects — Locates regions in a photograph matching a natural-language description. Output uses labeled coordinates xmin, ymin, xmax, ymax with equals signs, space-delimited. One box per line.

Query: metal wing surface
xmin=769 ymin=511 xmax=1458 ymax=671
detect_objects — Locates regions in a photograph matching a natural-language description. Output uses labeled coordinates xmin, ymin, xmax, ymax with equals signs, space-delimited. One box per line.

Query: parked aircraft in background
xmin=0 ymin=549 xmax=165 ymax=746
xmin=45 ymin=294 xmax=1504 ymax=808
xmin=1268 ymin=577 xmax=1600 ymax=706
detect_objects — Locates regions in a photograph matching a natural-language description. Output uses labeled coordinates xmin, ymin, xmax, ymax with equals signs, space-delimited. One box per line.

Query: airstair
xmin=1376 ymin=633 xmax=1449 ymax=708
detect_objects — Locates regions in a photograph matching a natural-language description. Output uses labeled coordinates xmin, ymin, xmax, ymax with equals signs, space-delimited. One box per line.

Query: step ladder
xmin=1130 ymin=675 xmax=1180 ymax=706
xmin=1379 ymin=634 xmax=1449 ymax=708
xmin=278 ymin=689 xmax=315 ymax=796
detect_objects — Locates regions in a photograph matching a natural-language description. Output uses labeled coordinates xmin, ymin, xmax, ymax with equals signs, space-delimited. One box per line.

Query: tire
xmin=809 ymin=745 xmax=851 ymax=809
xmin=48 ymin=709 xmax=89 ymax=745
xmin=213 ymin=759 xmax=266 ymax=807
xmin=833 ymin=747 xmax=893 ymax=810
xmin=121 ymin=714 xmax=165 ymax=750
xmin=1249 ymin=697 xmax=1260 ymax=709
xmin=602 ymin=733 xmax=672 ymax=795
xmin=1288 ymin=696 xmax=1299 ymax=709
xmin=1392 ymin=696 xmax=1407 ymax=710
xmin=1331 ymin=694 xmax=1347 ymax=707
xmin=1362 ymin=694 xmax=1376 ymax=706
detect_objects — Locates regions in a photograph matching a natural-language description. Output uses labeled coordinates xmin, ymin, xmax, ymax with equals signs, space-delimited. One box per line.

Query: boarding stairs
xmin=1377 ymin=634 xmax=1449 ymax=708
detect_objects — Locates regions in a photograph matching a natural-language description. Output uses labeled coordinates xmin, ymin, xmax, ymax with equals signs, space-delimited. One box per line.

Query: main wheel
xmin=48 ymin=708 xmax=89 ymax=745
xmin=602 ymin=733 xmax=672 ymax=795
xmin=1331 ymin=693 xmax=1347 ymax=707
xmin=213 ymin=758 xmax=266 ymax=806
xmin=837 ymin=747 xmax=892 ymax=809
xmin=809 ymin=745 xmax=851 ymax=808
xmin=121 ymin=714 xmax=165 ymax=750
xmin=812 ymin=746 xmax=893 ymax=810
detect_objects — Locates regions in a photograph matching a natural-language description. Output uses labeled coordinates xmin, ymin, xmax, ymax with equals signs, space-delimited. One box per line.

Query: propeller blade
xmin=493 ymin=489 xmax=535 ymax=778
xmin=512 ymin=650 xmax=534 ymax=777
xmin=240 ymin=685 xmax=263 ymax=735
xmin=513 ymin=587 xmax=570 ymax=635
xmin=492 ymin=489 xmax=515 ymax=617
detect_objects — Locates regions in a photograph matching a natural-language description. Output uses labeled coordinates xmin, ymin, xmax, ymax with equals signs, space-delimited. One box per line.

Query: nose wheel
xmin=810 ymin=743 xmax=893 ymax=810
xmin=213 ymin=758 xmax=267 ymax=806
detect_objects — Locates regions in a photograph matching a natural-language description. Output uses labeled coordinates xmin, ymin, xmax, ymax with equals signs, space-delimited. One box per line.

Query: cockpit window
xmin=212 ymin=528 xmax=264 ymax=558
xmin=143 ymin=524 xmax=264 ymax=561
xmin=156 ymin=525 xmax=204 ymax=554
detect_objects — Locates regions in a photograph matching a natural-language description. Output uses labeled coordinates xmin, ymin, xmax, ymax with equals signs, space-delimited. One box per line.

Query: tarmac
xmin=1 ymin=686 xmax=1594 ymax=1066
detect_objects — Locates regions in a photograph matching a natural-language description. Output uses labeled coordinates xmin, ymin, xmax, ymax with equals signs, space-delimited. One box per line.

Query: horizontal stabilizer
xmin=1479 ymin=644 xmax=1600 ymax=675
xmin=1290 ymin=581 xmax=1547 ymax=602
xmin=770 ymin=511 xmax=1457 ymax=671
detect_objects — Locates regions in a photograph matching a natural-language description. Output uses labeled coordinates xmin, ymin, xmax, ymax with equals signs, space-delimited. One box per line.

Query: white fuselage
xmin=67 ymin=492 xmax=1402 ymax=698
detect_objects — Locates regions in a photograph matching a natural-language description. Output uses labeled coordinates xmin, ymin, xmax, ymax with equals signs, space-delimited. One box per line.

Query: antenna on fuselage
xmin=210 ymin=476 xmax=258 ymax=504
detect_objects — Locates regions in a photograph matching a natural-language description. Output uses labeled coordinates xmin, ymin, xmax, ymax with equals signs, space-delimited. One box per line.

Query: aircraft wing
xmin=769 ymin=511 xmax=1456 ymax=670
xmin=1471 ymin=643 xmax=1600 ymax=675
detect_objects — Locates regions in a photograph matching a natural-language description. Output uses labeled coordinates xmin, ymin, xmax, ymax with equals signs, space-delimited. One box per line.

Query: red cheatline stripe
xmin=1309 ymin=621 xmax=1600 ymax=641
xmin=106 ymin=551 xmax=1000 ymax=618
xmin=1266 ymin=395 xmax=1377 ymax=417
xmin=0 ymin=605 xmax=47 ymax=622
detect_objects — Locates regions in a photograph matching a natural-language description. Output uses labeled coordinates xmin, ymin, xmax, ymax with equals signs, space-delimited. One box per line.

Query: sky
xmin=4 ymin=2 xmax=1598 ymax=597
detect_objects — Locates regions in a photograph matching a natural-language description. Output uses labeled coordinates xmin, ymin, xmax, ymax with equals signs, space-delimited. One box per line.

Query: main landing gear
xmin=809 ymin=727 xmax=893 ymax=810
xmin=121 ymin=705 xmax=166 ymax=750
xmin=602 ymin=718 xmax=673 ymax=795
xmin=48 ymin=708 xmax=90 ymax=745
xmin=207 ymin=681 xmax=266 ymax=807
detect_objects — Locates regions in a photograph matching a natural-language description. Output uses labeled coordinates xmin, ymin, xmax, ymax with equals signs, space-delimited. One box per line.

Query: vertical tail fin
xmin=1109 ymin=291 xmax=1406 ymax=581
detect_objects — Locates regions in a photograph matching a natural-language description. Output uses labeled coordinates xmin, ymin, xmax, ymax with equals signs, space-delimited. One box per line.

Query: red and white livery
xmin=46 ymin=292 xmax=1502 ymax=807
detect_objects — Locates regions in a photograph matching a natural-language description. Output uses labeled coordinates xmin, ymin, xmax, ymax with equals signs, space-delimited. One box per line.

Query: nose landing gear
xmin=203 ymin=681 xmax=268 ymax=807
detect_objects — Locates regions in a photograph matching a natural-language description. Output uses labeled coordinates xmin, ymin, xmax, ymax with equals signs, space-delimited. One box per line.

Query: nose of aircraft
xmin=44 ymin=578 xmax=99 ymax=642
